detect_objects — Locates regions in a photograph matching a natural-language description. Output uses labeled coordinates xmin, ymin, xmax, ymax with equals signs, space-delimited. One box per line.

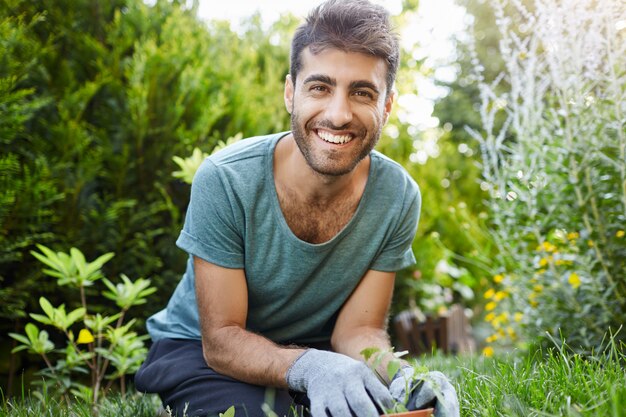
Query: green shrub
xmin=468 ymin=0 xmax=626 ymax=351
xmin=9 ymin=245 xmax=155 ymax=404
xmin=0 ymin=0 xmax=292 ymax=393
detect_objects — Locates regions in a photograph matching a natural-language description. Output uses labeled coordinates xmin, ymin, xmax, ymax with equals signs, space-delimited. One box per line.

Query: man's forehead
xmin=298 ymin=47 xmax=388 ymax=85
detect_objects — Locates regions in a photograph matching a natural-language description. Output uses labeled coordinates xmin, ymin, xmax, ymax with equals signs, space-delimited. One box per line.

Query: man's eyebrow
xmin=303 ymin=74 xmax=336 ymax=86
xmin=349 ymin=80 xmax=380 ymax=95
xmin=302 ymin=75 xmax=380 ymax=95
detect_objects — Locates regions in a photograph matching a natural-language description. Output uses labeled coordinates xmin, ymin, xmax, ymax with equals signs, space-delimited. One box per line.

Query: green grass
xmin=2 ymin=341 xmax=625 ymax=417
xmin=419 ymin=339 xmax=626 ymax=417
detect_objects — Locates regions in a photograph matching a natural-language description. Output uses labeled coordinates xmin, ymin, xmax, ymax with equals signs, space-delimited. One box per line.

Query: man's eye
xmin=310 ymin=85 xmax=328 ymax=92
xmin=354 ymin=90 xmax=374 ymax=98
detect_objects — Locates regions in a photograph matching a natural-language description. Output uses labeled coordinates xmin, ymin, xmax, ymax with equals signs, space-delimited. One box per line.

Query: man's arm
xmin=331 ymin=269 xmax=401 ymax=385
xmin=194 ymin=256 xmax=304 ymax=387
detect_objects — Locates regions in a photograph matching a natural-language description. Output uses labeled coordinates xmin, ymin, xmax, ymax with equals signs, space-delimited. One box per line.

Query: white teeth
xmin=318 ymin=130 xmax=353 ymax=144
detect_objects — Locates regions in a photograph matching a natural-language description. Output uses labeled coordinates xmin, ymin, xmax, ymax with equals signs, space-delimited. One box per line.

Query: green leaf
xmin=70 ymin=247 xmax=87 ymax=279
xmin=360 ymin=347 xmax=380 ymax=361
xmin=84 ymin=252 xmax=114 ymax=276
xmin=219 ymin=405 xmax=236 ymax=417
xmin=66 ymin=307 xmax=87 ymax=328
xmin=24 ymin=323 xmax=39 ymax=342
xmin=39 ymin=297 xmax=55 ymax=318
xmin=8 ymin=332 xmax=30 ymax=346
xmin=387 ymin=359 xmax=401 ymax=381
xmin=29 ymin=313 xmax=52 ymax=325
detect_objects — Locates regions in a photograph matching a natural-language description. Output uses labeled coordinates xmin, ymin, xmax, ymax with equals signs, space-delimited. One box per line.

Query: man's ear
xmin=383 ymin=89 xmax=395 ymax=124
xmin=284 ymin=74 xmax=294 ymax=114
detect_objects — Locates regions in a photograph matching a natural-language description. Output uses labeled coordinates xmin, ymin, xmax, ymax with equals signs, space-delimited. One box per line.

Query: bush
xmin=9 ymin=245 xmax=155 ymax=404
xmin=1 ymin=0 xmax=292 ymax=393
xmin=468 ymin=0 xmax=626 ymax=351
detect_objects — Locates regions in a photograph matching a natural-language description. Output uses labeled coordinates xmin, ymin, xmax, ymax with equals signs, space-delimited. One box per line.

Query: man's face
xmin=284 ymin=48 xmax=394 ymax=177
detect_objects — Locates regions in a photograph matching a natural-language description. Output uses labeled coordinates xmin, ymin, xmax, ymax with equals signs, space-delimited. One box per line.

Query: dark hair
xmin=290 ymin=0 xmax=400 ymax=97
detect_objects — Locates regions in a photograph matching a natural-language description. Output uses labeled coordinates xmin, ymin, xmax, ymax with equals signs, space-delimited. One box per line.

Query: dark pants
xmin=135 ymin=339 xmax=326 ymax=417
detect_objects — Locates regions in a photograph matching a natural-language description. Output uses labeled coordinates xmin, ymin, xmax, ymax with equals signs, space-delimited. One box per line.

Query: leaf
xmin=8 ymin=332 xmax=31 ymax=346
xmin=219 ymin=405 xmax=236 ymax=417
xmin=29 ymin=313 xmax=52 ymax=325
xmin=39 ymin=297 xmax=55 ymax=318
xmin=24 ymin=323 xmax=40 ymax=342
xmin=387 ymin=359 xmax=402 ymax=381
xmin=84 ymin=252 xmax=114 ymax=276
xmin=66 ymin=307 xmax=87 ymax=328
xmin=70 ymin=247 xmax=87 ymax=279
xmin=360 ymin=347 xmax=380 ymax=361
xmin=31 ymin=244 xmax=64 ymax=271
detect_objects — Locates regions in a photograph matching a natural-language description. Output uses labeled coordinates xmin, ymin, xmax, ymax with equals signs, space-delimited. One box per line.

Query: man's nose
xmin=324 ymin=94 xmax=353 ymax=128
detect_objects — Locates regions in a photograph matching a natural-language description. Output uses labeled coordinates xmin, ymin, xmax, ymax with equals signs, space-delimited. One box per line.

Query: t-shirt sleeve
xmin=370 ymin=182 xmax=421 ymax=272
xmin=176 ymin=159 xmax=245 ymax=268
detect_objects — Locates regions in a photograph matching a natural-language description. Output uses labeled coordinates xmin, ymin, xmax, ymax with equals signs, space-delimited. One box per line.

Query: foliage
xmin=467 ymin=0 xmax=626 ymax=351
xmin=378 ymin=4 xmax=496 ymax=316
xmin=8 ymin=246 xmax=154 ymax=405
xmin=0 ymin=0 xmax=293 ymax=394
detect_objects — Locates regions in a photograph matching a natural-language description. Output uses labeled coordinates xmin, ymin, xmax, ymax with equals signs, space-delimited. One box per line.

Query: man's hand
xmin=286 ymin=349 xmax=394 ymax=417
xmin=389 ymin=367 xmax=460 ymax=417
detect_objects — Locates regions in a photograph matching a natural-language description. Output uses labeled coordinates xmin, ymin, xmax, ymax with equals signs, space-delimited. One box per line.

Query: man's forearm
xmin=202 ymin=325 xmax=304 ymax=388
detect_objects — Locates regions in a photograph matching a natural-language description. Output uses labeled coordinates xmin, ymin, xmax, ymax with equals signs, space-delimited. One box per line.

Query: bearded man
xmin=135 ymin=1 xmax=460 ymax=416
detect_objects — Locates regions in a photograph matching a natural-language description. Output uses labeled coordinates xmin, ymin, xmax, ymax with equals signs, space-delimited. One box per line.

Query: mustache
xmin=305 ymin=119 xmax=367 ymax=136
xmin=309 ymin=120 xmax=352 ymax=131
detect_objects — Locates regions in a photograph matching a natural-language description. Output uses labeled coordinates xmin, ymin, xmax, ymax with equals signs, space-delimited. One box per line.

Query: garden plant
xmin=8 ymin=245 xmax=155 ymax=407
xmin=466 ymin=0 xmax=626 ymax=351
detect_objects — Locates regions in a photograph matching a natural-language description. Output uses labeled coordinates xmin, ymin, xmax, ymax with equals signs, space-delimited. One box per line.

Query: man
xmin=135 ymin=1 xmax=460 ymax=416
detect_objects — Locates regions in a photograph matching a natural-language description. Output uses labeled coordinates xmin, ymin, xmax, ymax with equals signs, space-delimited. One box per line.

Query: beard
xmin=290 ymin=111 xmax=383 ymax=177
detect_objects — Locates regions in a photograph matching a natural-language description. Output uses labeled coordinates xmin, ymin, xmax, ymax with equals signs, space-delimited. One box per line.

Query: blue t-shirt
xmin=147 ymin=132 xmax=421 ymax=344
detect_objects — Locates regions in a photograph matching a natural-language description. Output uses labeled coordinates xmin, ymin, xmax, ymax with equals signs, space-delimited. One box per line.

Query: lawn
xmin=3 ymin=340 xmax=624 ymax=417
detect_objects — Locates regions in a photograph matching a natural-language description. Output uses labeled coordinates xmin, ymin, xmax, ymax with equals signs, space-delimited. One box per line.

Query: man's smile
xmin=316 ymin=129 xmax=355 ymax=145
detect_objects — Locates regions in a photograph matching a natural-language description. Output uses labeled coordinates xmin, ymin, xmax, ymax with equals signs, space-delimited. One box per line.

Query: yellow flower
xmin=587 ymin=240 xmax=594 ymax=247
xmin=567 ymin=232 xmax=579 ymax=240
xmin=617 ymin=230 xmax=625 ymax=238
xmin=530 ymin=300 xmax=539 ymax=308
xmin=541 ymin=241 xmax=557 ymax=253
xmin=486 ymin=301 xmax=497 ymax=311
xmin=506 ymin=327 xmax=517 ymax=338
xmin=568 ymin=272 xmax=581 ymax=289
xmin=482 ymin=346 xmax=494 ymax=357
xmin=493 ymin=274 xmax=504 ymax=284
xmin=539 ymin=257 xmax=552 ymax=267
xmin=77 ymin=328 xmax=94 ymax=344
xmin=555 ymin=259 xmax=573 ymax=266
xmin=514 ymin=312 xmax=524 ymax=322
xmin=485 ymin=312 xmax=496 ymax=322
xmin=484 ymin=288 xmax=495 ymax=299
xmin=537 ymin=268 xmax=547 ymax=275
xmin=486 ymin=334 xmax=499 ymax=343
xmin=497 ymin=312 xmax=509 ymax=323
xmin=533 ymin=284 xmax=544 ymax=293
xmin=494 ymin=290 xmax=509 ymax=301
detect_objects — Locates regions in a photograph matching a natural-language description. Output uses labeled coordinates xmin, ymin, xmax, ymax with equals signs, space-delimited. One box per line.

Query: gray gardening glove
xmin=389 ymin=367 xmax=460 ymax=417
xmin=286 ymin=349 xmax=394 ymax=417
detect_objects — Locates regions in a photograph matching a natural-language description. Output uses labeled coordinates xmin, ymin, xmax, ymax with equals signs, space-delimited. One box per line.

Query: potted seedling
xmin=361 ymin=347 xmax=435 ymax=417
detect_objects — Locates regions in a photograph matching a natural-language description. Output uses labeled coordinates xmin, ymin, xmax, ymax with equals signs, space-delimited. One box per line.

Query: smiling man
xmin=135 ymin=1 xmax=459 ymax=416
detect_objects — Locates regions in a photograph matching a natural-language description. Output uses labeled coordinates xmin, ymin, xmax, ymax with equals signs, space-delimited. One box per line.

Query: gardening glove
xmin=389 ymin=367 xmax=460 ymax=417
xmin=286 ymin=349 xmax=394 ymax=417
